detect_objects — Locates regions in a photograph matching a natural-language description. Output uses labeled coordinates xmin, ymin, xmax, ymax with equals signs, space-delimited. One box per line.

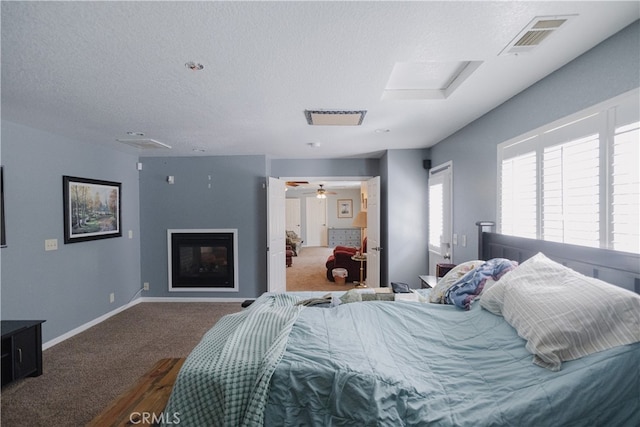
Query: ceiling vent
xmin=500 ymin=15 xmax=576 ymax=56
xmin=116 ymin=138 xmax=172 ymax=150
xmin=304 ymin=110 xmax=367 ymax=126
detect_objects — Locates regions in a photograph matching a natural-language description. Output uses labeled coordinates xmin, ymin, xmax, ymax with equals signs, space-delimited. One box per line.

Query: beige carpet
xmin=0 ymin=252 xmax=353 ymax=425
xmin=0 ymin=302 xmax=242 ymax=426
xmin=286 ymin=246 xmax=358 ymax=292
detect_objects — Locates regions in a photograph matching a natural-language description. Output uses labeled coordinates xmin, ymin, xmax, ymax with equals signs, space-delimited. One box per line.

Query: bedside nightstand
xmin=436 ymin=263 xmax=456 ymax=278
xmin=418 ymin=275 xmax=437 ymax=289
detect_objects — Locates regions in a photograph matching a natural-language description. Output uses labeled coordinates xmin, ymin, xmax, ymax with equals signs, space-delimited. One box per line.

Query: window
xmin=498 ymin=90 xmax=639 ymax=253
xmin=542 ymin=134 xmax=600 ymax=247
xmin=501 ymin=151 xmax=537 ymax=239
xmin=428 ymin=181 xmax=443 ymax=250
xmin=428 ymin=162 xmax=452 ymax=256
xmin=612 ymin=121 xmax=640 ymax=253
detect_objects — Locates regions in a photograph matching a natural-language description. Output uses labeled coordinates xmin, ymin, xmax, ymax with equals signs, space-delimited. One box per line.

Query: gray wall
xmin=382 ymin=149 xmax=430 ymax=288
xmin=138 ymin=156 xmax=267 ymax=298
xmin=270 ymin=158 xmax=379 ymax=178
xmin=429 ymin=20 xmax=640 ymax=263
xmin=0 ymin=120 xmax=141 ymax=343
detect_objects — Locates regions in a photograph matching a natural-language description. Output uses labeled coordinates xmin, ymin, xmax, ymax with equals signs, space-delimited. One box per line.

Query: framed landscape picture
xmin=63 ymin=176 xmax=122 ymax=243
xmin=337 ymin=199 xmax=353 ymax=218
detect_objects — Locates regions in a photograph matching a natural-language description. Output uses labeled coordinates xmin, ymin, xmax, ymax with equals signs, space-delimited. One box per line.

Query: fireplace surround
xmin=167 ymin=229 xmax=239 ymax=292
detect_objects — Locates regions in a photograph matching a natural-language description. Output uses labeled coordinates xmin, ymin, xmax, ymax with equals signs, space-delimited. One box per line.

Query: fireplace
xmin=167 ymin=229 xmax=238 ymax=292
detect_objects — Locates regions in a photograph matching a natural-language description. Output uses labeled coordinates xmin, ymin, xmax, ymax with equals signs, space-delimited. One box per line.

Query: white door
xmin=305 ymin=197 xmax=327 ymax=246
xmin=267 ymin=177 xmax=287 ymax=293
xmin=285 ymin=198 xmax=301 ymax=237
xmin=366 ymin=177 xmax=381 ymax=288
xmin=428 ymin=162 xmax=453 ymax=275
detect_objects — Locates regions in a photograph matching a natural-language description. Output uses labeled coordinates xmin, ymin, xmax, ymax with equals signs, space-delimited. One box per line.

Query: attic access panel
xmin=382 ymin=61 xmax=482 ymax=100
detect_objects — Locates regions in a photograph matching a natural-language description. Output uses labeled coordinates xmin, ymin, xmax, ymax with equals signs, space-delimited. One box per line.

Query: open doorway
xmin=280 ymin=177 xmax=371 ymax=292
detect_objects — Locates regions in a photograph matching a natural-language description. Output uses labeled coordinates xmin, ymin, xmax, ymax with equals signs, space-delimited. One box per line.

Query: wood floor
xmin=87 ymin=358 xmax=185 ymax=427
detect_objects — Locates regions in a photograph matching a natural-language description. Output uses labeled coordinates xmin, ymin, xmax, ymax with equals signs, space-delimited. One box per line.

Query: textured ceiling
xmin=1 ymin=1 xmax=638 ymax=159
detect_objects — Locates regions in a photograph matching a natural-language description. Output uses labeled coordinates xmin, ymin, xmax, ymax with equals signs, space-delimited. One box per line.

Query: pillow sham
xmin=444 ymin=258 xmax=518 ymax=310
xmin=428 ymin=260 xmax=484 ymax=303
xmin=481 ymin=252 xmax=640 ymax=371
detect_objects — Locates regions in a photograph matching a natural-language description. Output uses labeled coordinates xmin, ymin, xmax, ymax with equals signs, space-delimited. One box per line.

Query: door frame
xmin=270 ymin=176 xmax=379 ymax=291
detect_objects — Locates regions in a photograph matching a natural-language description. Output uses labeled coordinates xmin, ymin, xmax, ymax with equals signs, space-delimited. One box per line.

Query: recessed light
xmin=375 ymin=129 xmax=390 ymax=133
xmin=192 ymin=148 xmax=206 ymax=152
xmin=307 ymin=142 xmax=321 ymax=148
xmin=126 ymin=131 xmax=145 ymax=136
xmin=185 ymin=61 xmax=204 ymax=71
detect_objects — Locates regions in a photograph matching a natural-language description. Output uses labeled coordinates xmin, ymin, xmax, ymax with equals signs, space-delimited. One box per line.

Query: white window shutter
xmin=542 ymin=134 xmax=600 ymax=247
xmin=611 ymin=121 xmax=640 ymax=253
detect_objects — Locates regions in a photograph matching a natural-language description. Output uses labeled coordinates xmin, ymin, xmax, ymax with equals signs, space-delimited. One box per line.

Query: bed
xmin=162 ymin=227 xmax=640 ymax=426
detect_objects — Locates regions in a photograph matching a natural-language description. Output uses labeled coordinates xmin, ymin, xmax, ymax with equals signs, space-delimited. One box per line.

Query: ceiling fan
xmin=304 ymin=184 xmax=337 ymax=198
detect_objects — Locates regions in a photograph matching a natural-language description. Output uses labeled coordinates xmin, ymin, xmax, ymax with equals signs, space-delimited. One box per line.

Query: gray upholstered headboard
xmin=476 ymin=222 xmax=640 ymax=294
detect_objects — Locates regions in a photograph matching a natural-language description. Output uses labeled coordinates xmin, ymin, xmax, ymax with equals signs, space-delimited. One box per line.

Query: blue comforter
xmin=265 ymin=295 xmax=640 ymax=426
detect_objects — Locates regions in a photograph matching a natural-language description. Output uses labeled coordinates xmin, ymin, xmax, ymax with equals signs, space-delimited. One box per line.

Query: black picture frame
xmin=63 ymin=176 xmax=122 ymax=244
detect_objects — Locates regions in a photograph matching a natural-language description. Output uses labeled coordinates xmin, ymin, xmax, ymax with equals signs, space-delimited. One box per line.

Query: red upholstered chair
xmin=286 ymin=245 xmax=294 ymax=267
xmin=325 ymin=238 xmax=367 ymax=282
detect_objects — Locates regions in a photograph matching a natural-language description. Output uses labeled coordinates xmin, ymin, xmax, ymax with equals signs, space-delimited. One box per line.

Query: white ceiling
xmin=2 ymin=1 xmax=638 ymax=159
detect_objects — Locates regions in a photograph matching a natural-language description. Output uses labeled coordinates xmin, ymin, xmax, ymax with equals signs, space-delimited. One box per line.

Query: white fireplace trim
xmin=167 ymin=228 xmax=239 ymax=292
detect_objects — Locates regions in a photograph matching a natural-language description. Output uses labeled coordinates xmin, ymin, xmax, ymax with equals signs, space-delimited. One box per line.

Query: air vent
xmin=500 ymin=15 xmax=576 ymax=56
xmin=116 ymin=138 xmax=172 ymax=150
xmin=304 ymin=110 xmax=367 ymax=126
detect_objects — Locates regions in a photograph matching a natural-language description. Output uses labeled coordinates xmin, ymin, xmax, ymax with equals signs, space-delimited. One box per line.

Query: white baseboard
xmin=140 ymin=297 xmax=248 ymax=303
xmin=42 ymin=296 xmax=249 ymax=350
xmin=42 ymin=298 xmax=142 ymax=350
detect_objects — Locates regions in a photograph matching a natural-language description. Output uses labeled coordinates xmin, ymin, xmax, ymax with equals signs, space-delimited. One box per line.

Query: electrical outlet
xmin=110 ymin=293 xmax=115 ymax=303
xmin=143 ymin=282 xmax=149 ymax=291
xmin=45 ymin=239 xmax=58 ymax=251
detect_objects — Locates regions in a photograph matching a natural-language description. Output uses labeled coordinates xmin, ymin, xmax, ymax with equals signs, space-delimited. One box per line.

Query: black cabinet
xmin=1 ymin=320 xmax=45 ymax=387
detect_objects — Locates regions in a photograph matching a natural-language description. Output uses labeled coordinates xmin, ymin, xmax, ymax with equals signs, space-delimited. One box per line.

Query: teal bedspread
xmin=164 ymin=291 xmax=639 ymax=426
xmin=266 ymin=295 xmax=640 ymax=426
xmin=163 ymin=293 xmax=303 ymax=427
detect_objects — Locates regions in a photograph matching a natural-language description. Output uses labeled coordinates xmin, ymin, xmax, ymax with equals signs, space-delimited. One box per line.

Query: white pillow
xmin=429 ymin=260 xmax=484 ymax=303
xmin=481 ymin=252 xmax=640 ymax=371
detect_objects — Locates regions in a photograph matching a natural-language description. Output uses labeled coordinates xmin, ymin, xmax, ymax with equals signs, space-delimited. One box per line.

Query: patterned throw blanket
xmin=162 ymin=293 xmax=303 ymax=427
xmin=445 ymin=258 xmax=518 ymax=310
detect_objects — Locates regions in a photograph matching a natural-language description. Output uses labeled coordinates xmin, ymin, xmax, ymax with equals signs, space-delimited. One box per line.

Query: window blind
xmin=611 ymin=121 xmax=640 ymax=253
xmin=428 ymin=181 xmax=443 ymax=250
xmin=542 ymin=134 xmax=600 ymax=248
xmin=501 ymin=151 xmax=536 ymax=239
xmin=497 ymin=90 xmax=638 ymax=254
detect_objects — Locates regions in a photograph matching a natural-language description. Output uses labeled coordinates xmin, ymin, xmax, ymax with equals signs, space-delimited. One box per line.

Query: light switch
xmin=45 ymin=239 xmax=58 ymax=251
